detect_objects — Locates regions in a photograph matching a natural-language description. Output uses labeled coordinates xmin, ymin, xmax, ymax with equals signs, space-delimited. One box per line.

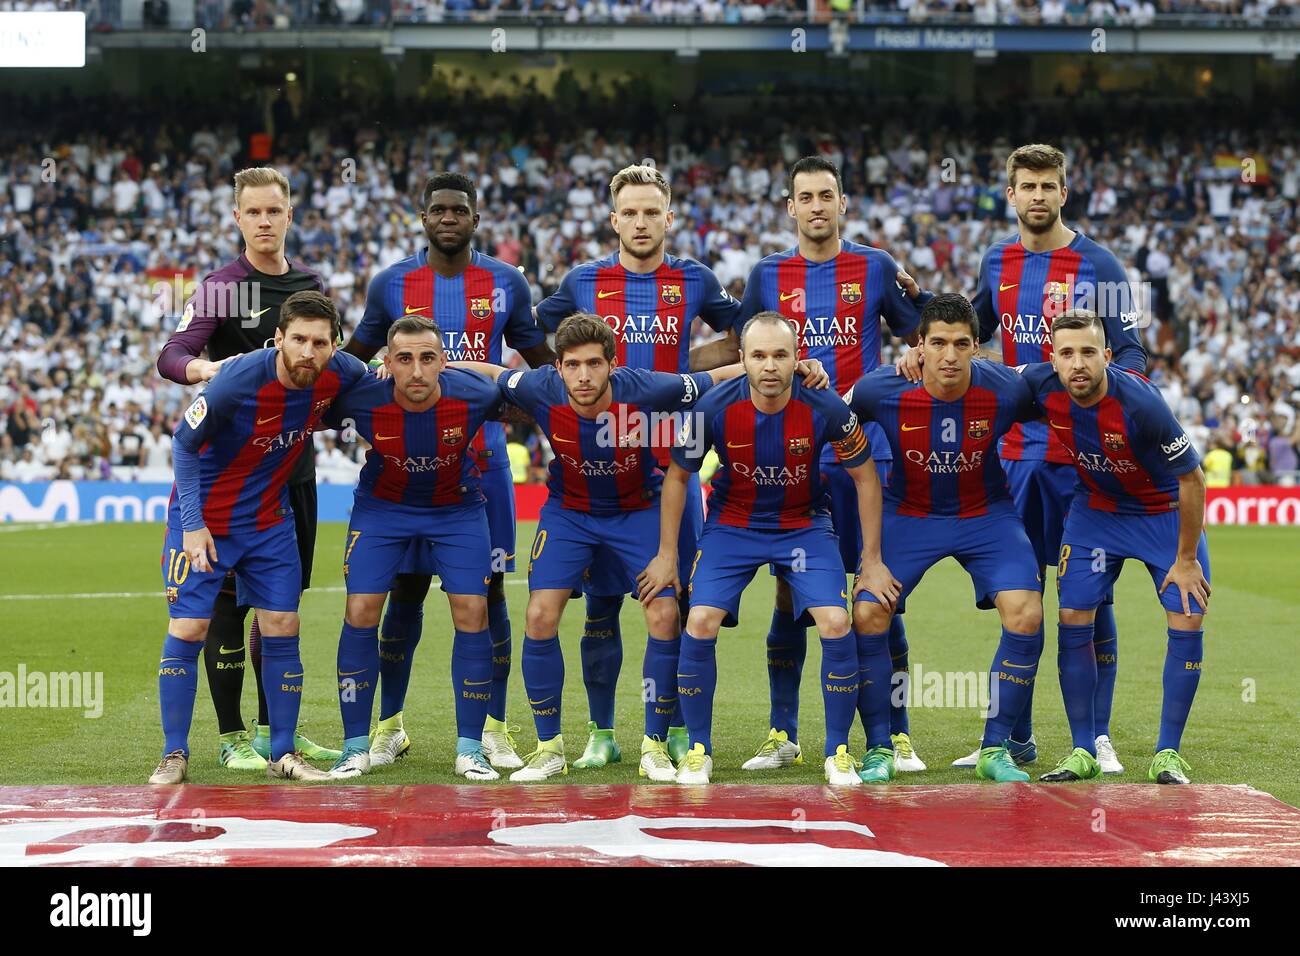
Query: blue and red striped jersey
xmin=354 ymin=248 xmax=545 ymax=474
xmin=972 ymin=232 xmax=1147 ymax=463
xmin=536 ymin=252 xmax=741 ymax=374
xmin=323 ymin=368 xmax=502 ymax=509
xmin=171 ymin=349 xmax=368 ymax=535
xmin=846 ymin=362 xmax=1039 ymax=518
xmin=674 ymin=376 xmax=871 ymax=531
xmin=1020 ymin=363 xmax=1199 ymax=515
xmin=498 ymin=365 xmax=714 ymax=515
xmin=739 ymin=239 xmax=920 ymax=465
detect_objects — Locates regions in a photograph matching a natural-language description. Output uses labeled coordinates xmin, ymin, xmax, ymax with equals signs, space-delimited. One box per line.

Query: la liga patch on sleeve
xmin=184 ymin=396 xmax=208 ymax=429
xmin=176 ymin=302 xmax=195 ymax=333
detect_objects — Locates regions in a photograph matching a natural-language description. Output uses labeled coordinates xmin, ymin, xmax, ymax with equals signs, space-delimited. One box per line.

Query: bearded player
xmin=533 ymin=164 xmax=744 ymax=771
xmin=735 ymin=156 xmax=925 ymax=774
xmin=342 ymin=173 xmax=555 ymax=770
xmin=156 ymin=167 xmax=341 ymax=771
xmin=899 ymin=145 xmax=1147 ymax=772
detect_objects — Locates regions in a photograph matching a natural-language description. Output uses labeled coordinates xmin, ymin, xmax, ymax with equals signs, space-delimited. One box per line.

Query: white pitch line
xmin=0 ymin=522 xmax=96 ymax=533
xmin=1 ymin=579 xmax=529 ymax=601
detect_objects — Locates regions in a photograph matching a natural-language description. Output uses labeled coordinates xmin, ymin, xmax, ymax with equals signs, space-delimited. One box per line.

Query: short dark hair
xmin=422 ymin=171 xmax=477 ymax=212
xmin=918 ymin=292 xmax=978 ymax=341
xmin=279 ymin=290 xmax=341 ymax=343
xmin=554 ymin=313 xmax=616 ymax=362
xmin=1006 ymin=143 xmax=1067 ymax=190
xmin=740 ymin=310 xmax=798 ymax=352
xmin=787 ymin=156 xmax=843 ymax=198
xmin=1051 ymin=308 xmax=1105 ymax=340
xmin=387 ymin=315 xmax=443 ymax=348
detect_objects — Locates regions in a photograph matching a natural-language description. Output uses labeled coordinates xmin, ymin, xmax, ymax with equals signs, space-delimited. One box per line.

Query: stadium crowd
xmin=1 ymin=88 xmax=1298 ymax=486
xmin=6 ymin=0 xmax=1298 ymax=27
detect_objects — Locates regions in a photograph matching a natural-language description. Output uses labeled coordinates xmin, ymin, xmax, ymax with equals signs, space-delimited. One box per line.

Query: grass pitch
xmin=1 ymin=521 xmax=1296 ymax=807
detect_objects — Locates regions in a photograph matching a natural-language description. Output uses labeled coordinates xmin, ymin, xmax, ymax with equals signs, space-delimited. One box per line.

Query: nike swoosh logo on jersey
xmin=374 ymin=434 xmax=399 ymax=441
xmin=218 ymin=645 xmax=242 ymax=655
xmin=999 ymin=282 xmax=1018 ymax=292
xmin=552 ymin=435 xmax=576 ymax=444
xmin=1049 ymin=421 xmax=1072 ymax=430
xmin=596 ymin=290 xmax=620 ymax=299
xmin=901 ymin=424 xmax=927 ymax=432
xmin=404 ymin=305 xmax=429 ymax=314
xmin=726 ymin=441 xmax=752 ymax=449
xmin=250 ymin=307 xmax=272 ymax=318
xmin=779 ymin=291 xmax=799 ymax=302
xmin=1000 ymin=660 xmax=1034 ymax=670
xmin=257 ymin=415 xmax=280 ymax=425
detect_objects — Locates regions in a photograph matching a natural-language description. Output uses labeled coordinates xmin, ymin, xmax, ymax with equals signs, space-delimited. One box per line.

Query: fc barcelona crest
xmin=968 ymin=419 xmax=990 ymax=441
xmin=1045 ymin=280 xmax=1070 ymax=305
xmin=443 ymin=426 xmax=465 ymax=446
xmin=840 ymin=282 xmax=863 ymax=304
xmin=788 ymin=436 xmax=811 ymax=457
xmin=470 ymin=297 xmax=493 ymax=320
xmin=1104 ymin=431 xmax=1126 ymax=451
xmin=661 ymin=284 xmax=683 ymax=305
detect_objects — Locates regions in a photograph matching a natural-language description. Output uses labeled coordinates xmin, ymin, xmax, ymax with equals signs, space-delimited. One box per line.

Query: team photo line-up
xmin=150 ymin=144 xmax=1210 ymax=787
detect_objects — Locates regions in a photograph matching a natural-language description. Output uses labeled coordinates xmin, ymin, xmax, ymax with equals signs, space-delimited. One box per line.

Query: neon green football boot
xmin=251 ymin=722 xmax=342 ymax=763
xmin=572 ymin=721 xmax=621 ymax=769
xmin=858 ymin=745 xmax=896 ymax=783
xmin=1148 ymin=749 xmax=1191 ymax=785
xmin=218 ymin=730 xmax=267 ymax=771
xmin=1039 ymin=747 xmax=1102 ymax=782
xmin=976 ymin=744 xmax=1031 ymax=782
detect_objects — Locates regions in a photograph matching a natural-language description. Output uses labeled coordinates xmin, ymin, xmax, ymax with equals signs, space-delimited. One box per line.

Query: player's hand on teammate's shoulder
xmin=853 ymin=555 xmax=902 ymax=614
xmin=895 ymin=267 xmax=921 ymax=301
xmin=795 ymin=358 xmax=830 ymax=389
xmin=895 ymin=345 xmax=924 ymax=383
xmin=368 ymin=356 xmax=392 ymax=380
xmin=636 ymin=552 xmax=680 ymax=608
xmin=183 ymin=527 xmax=219 ymax=574
xmin=1160 ymin=556 xmax=1211 ymax=617
xmin=197 ymin=356 xmax=236 ymax=382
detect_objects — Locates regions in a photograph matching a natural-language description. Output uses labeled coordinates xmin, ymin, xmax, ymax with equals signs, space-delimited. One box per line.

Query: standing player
xmin=847 ymin=295 xmax=1046 ymax=783
xmin=1023 ymin=311 xmax=1209 ymax=785
xmin=639 ymin=312 xmax=898 ymax=786
xmin=322 ymin=316 xmax=506 ymax=780
xmin=736 ymin=156 xmax=924 ymax=773
xmin=453 ymin=314 xmax=778 ymax=782
xmin=342 ymin=173 xmax=555 ymax=770
xmin=942 ymin=144 xmax=1148 ymax=772
xmin=534 ymin=164 xmax=743 ymax=771
xmin=156 ymin=167 xmax=340 ymax=771
xmin=150 ymin=292 xmax=367 ymax=784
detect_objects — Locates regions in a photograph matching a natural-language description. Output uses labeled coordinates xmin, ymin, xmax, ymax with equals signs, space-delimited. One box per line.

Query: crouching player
xmin=323 ymin=316 xmax=506 ymax=780
xmin=151 ymin=291 xmax=367 ymax=783
xmin=846 ymin=294 xmax=1046 ymax=783
xmin=639 ymin=311 xmax=899 ymax=786
xmin=1025 ymin=310 xmax=1210 ymax=784
xmin=453 ymin=314 xmax=812 ymax=781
